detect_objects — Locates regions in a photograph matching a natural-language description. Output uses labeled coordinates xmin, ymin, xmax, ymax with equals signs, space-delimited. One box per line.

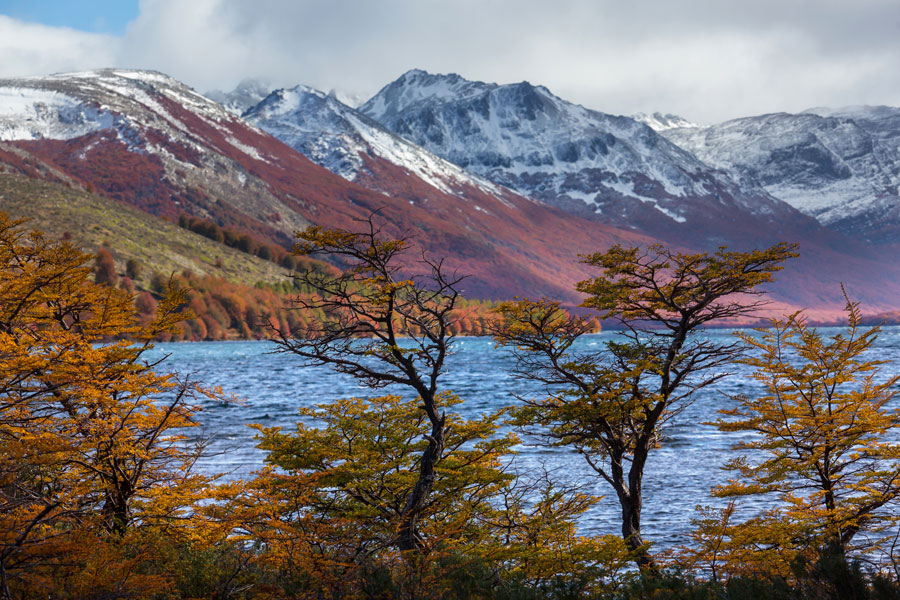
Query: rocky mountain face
xmin=206 ymin=78 xmax=272 ymax=116
xmin=0 ymin=69 xmax=654 ymax=302
xmin=0 ymin=68 xmax=898 ymax=314
xmin=357 ymin=69 xmax=816 ymax=248
xmin=663 ymin=106 xmax=900 ymax=244
xmin=243 ymin=84 xmax=505 ymax=198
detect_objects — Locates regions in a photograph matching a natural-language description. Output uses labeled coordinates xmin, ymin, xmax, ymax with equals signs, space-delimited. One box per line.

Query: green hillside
xmin=0 ymin=173 xmax=507 ymax=341
xmin=0 ymin=173 xmax=292 ymax=288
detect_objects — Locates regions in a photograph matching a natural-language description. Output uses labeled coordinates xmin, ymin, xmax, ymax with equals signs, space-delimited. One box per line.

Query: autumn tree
xmin=492 ymin=243 xmax=796 ymax=569
xmin=269 ymin=217 xmax=465 ymax=555
xmin=125 ymin=257 xmax=141 ymax=280
xmin=94 ymin=246 xmax=118 ymax=286
xmin=247 ymin=394 xmax=631 ymax=597
xmin=0 ymin=212 xmax=219 ymax=597
xmin=706 ymin=297 xmax=900 ymax=576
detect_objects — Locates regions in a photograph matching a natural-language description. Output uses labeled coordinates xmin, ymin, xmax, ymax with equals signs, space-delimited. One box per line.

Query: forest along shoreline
xmin=5 ymin=210 xmax=900 ymax=598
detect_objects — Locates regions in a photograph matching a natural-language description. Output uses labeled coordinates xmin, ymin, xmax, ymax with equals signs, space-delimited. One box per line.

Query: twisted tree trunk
xmin=396 ymin=417 xmax=445 ymax=553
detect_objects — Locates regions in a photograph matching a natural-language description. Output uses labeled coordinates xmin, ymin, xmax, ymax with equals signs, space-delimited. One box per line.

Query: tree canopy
xmin=493 ymin=242 xmax=797 ymax=569
xmin=0 ymin=212 xmax=221 ymax=597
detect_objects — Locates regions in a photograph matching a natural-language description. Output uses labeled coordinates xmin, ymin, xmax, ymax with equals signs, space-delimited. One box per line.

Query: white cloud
xmin=1 ymin=0 xmax=900 ymax=123
xmin=0 ymin=15 xmax=118 ymax=78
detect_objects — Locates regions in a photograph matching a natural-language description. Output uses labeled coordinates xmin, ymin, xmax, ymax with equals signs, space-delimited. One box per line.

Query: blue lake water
xmin=146 ymin=327 xmax=900 ymax=551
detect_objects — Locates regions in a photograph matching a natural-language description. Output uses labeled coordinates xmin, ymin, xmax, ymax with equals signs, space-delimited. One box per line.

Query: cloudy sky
xmin=0 ymin=0 xmax=898 ymax=123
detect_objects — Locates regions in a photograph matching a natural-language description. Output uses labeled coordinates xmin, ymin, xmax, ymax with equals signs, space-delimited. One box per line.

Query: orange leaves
xmin=0 ymin=211 xmax=227 ymax=596
xmin=700 ymin=299 xmax=900 ymax=577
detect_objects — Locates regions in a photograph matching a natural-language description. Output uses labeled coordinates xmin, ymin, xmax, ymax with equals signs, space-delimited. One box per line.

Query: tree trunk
xmin=1 ymin=558 xmax=10 ymax=600
xmin=396 ymin=417 xmax=445 ymax=553
xmin=620 ymin=493 xmax=656 ymax=571
xmin=102 ymin=490 xmax=130 ymax=536
xmin=613 ymin=444 xmax=657 ymax=572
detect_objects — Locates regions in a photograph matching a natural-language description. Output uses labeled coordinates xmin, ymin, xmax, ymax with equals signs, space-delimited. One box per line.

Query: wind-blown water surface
xmin=146 ymin=327 xmax=900 ymax=550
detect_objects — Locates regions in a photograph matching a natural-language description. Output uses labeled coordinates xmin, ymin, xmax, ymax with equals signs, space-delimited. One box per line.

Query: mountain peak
xmin=207 ymin=78 xmax=272 ymax=115
xmin=397 ymin=68 xmax=464 ymax=85
xmin=244 ymin=84 xmax=339 ymax=123
xmin=632 ymin=112 xmax=698 ymax=131
xmin=243 ymin=81 xmax=503 ymax=195
xmin=360 ymin=69 xmax=496 ymax=119
xmin=360 ymin=70 xmax=810 ymax=241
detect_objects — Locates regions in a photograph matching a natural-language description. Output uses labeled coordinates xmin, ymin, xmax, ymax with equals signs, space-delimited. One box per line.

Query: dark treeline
xmin=3 ymin=211 xmax=900 ymax=599
xmin=177 ymin=213 xmax=303 ymax=270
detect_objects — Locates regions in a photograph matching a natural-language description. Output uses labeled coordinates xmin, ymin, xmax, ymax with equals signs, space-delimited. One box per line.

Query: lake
xmin=146 ymin=326 xmax=900 ymax=551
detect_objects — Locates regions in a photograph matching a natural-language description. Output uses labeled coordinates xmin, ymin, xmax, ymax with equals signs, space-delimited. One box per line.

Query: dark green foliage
xmin=125 ymin=257 xmax=142 ymax=280
xmin=177 ymin=213 xmax=289 ymax=268
xmin=149 ymin=538 xmax=260 ymax=600
xmin=256 ymin=245 xmax=273 ymax=261
xmin=149 ymin=271 xmax=168 ymax=294
xmin=236 ymin=233 xmax=257 ymax=254
xmin=279 ymin=253 xmax=297 ymax=270
xmin=614 ymin=556 xmax=900 ymax=600
xmin=94 ymin=247 xmax=118 ymax=286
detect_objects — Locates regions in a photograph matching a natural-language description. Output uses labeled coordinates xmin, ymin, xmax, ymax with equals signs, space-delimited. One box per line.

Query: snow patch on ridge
xmin=244 ymin=84 xmax=505 ymax=199
xmin=632 ymin=112 xmax=698 ymax=131
xmin=0 ymin=88 xmax=113 ymax=140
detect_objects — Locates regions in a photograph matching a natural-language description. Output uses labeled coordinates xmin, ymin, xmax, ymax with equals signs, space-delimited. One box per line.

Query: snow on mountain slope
xmin=632 ymin=112 xmax=697 ymax=131
xmin=0 ymin=68 xmax=315 ymax=241
xmin=359 ymin=70 xmax=807 ymax=245
xmin=0 ymin=69 xmax=270 ymax=159
xmin=206 ymin=78 xmax=272 ymax=116
xmin=0 ymin=69 xmax=664 ymax=303
xmin=2 ymin=68 xmax=898 ymax=314
xmin=243 ymin=84 xmax=504 ymax=196
xmin=664 ymin=107 xmax=900 ymax=243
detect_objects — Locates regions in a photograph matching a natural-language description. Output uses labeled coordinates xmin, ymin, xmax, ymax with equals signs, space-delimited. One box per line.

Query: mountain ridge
xmin=663 ymin=106 xmax=900 ymax=244
xmin=358 ymin=69 xmax=819 ymax=249
xmin=0 ymin=68 xmax=656 ymax=304
xmin=0 ymin=68 xmax=898 ymax=316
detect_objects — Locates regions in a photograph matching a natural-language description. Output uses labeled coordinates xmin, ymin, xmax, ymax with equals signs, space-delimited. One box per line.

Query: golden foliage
xmin=681 ymin=296 xmax=900 ymax=580
xmin=0 ymin=212 xmax=222 ymax=597
xmin=245 ymin=393 xmax=632 ymax=598
xmin=492 ymin=243 xmax=797 ymax=570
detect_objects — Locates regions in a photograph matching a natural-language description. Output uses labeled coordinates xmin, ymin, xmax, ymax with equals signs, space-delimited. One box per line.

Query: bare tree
xmin=271 ymin=216 xmax=464 ymax=554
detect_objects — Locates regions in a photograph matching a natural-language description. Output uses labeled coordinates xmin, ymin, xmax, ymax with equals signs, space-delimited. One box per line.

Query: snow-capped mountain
xmin=359 ymin=70 xmax=808 ymax=245
xmin=0 ymin=69 xmax=660 ymax=302
xmin=206 ymin=78 xmax=272 ymax=116
xmin=663 ymin=107 xmax=900 ymax=243
xmin=243 ymin=84 xmax=503 ymax=197
xmin=632 ymin=112 xmax=697 ymax=131
xmin=0 ymin=68 xmax=315 ymax=241
xmin=1 ymin=67 xmax=899 ymax=314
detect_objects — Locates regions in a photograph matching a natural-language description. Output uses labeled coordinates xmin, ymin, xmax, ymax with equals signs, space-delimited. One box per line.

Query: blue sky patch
xmin=0 ymin=0 xmax=139 ymax=34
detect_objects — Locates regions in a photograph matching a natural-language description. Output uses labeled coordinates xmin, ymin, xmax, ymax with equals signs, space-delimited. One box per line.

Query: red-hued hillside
xmin=0 ymin=69 xmax=653 ymax=302
xmin=0 ymin=69 xmax=899 ymax=316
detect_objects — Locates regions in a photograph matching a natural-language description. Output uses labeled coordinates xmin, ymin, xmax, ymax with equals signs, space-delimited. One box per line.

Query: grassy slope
xmin=0 ymin=173 xmax=292 ymax=288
